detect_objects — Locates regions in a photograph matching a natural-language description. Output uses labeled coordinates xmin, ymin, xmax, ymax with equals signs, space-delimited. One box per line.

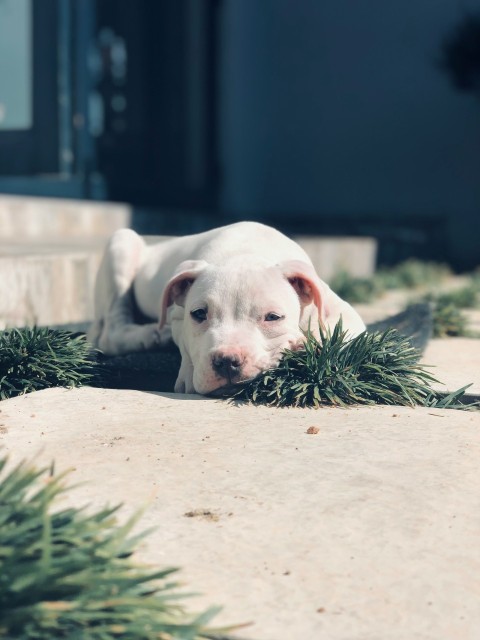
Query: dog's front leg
xmin=174 ymin=343 xmax=195 ymax=393
xmin=88 ymin=229 xmax=170 ymax=355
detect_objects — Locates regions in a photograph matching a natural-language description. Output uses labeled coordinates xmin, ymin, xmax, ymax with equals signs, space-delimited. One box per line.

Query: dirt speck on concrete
xmin=184 ymin=509 xmax=220 ymax=522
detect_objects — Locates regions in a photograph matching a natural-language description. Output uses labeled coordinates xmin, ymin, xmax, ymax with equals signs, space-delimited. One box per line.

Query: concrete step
xmin=0 ymin=195 xmax=378 ymax=328
xmin=293 ymin=235 xmax=377 ymax=282
xmin=0 ymin=235 xmax=376 ymax=329
xmin=0 ymin=195 xmax=130 ymax=239
xmin=0 ymin=195 xmax=131 ymax=328
xmin=0 ymin=240 xmax=105 ymax=329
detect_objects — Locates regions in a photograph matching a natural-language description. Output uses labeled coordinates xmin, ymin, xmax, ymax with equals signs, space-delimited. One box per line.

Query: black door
xmin=95 ymin=0 xmax=219 ymax=209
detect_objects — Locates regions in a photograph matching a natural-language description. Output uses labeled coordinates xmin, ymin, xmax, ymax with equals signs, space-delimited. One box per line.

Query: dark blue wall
xmin=219 ymin=0 xmax=480 ymax=266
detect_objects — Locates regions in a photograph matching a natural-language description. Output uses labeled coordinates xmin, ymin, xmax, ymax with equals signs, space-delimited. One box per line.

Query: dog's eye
xmin=190 ymin=308 xmax=207 ymax=323
xmin=264 ymin=312 xmax=285 ymax=322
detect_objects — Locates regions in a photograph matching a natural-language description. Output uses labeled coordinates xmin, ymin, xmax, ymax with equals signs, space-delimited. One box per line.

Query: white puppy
xmin=88 ymin=221 xmax=365 ymax=394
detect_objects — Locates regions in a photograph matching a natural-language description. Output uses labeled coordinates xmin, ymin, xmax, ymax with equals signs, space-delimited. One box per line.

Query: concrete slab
xmin=1 ymin=335 xmax=479 ymax=640
xmin=422 ymin=338 xmax=480 ymax=395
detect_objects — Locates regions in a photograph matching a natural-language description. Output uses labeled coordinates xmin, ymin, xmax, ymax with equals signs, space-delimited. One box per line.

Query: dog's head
xmin=159 ymin=258 xmax=329 ymax=394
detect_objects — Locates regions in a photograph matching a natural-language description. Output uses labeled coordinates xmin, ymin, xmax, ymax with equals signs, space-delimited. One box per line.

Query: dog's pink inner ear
xmin=279 ymin=259 xmax=327 ymax=323
xmin=169 ymin=278 xmax=194 ymax=306
xmin=159 ymin=275 xmax=195 ymax=328
xmin=159 ymin=259 xmax=208 ymax=328
xmin=288 ymin=276 xmax=316 ymax=304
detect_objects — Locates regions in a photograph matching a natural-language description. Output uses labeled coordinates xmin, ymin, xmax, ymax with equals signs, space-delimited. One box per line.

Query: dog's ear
xmin=159 ymin=260 xmax=208 ymax=327
xmin=278 ymin=260 xmax=329 ymax=324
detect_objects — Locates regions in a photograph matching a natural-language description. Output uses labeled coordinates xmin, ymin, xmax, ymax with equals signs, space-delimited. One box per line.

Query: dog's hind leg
xmin=88 ymin=229 xmax=162 ymax=355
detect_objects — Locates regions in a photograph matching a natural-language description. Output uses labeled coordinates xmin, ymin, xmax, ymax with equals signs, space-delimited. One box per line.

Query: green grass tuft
xmin=423 ymin=281 xmax=480 ymax=310
xmin=0 ymin=455 xmax=227 ymax=640
xmin=377 ymin=259 xmax=451 ymax=290
xmin=0 ymin=327 xmax=96 ymax=400
xmin=329 ymin=271 xmax=385 ymax=304
xmin=228 ymin=323 xmax=471 ymax=409
xmin=1 ymin=322 xmax=474 ymax=409
xmin=420 ymin=280 xmax=480 ymax=337
xmin=329 ymin=259 xmax=452 ymax=305
xmin=432 ymin=300 xmax=470 ymax=338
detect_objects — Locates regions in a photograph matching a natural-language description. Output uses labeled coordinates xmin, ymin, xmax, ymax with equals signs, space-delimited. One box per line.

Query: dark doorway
xmin=95 ymin=0 xmax=219 ymax=210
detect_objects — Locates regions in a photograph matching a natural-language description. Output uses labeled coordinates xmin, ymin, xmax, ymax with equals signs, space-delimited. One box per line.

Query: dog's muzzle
xmin=211 ymin=353 xmax=244 ymax=383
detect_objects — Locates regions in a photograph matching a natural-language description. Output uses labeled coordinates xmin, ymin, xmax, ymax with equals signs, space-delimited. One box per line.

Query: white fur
xmin=88 ymin=222 xmax=366 ymax=394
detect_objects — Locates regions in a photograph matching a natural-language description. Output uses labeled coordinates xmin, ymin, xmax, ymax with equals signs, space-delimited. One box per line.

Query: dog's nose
xmin=211 ymin=353 xmax=243 ymax=381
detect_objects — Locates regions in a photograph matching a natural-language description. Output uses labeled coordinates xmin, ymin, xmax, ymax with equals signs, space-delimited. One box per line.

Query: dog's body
xmin=88 ymin=221 xmax=365 ymax=394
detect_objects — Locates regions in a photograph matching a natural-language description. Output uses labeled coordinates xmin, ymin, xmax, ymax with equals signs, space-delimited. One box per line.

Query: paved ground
xmin=1 ymin=338 xmax=479 ymax=640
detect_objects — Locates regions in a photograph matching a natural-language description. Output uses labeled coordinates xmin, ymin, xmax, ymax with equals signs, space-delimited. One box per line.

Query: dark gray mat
xmin=367 ymin=303 xmax=432 ymax=352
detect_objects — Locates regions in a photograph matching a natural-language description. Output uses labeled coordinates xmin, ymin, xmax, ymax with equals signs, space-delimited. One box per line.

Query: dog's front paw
xmin=157 ymin=325 xmax=173 ymax=346
xmin=174 ymin=358 xmax=195 ymax=394
xmin=97 ymin=322 xmax=164 ymax=355
xmin=139 ymin=324 xmax=164 ymax=350
xmin=97 ymin=324 xmax=117 ymax=355
xmin=174 ymin=375 xmax=196 ymax=394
